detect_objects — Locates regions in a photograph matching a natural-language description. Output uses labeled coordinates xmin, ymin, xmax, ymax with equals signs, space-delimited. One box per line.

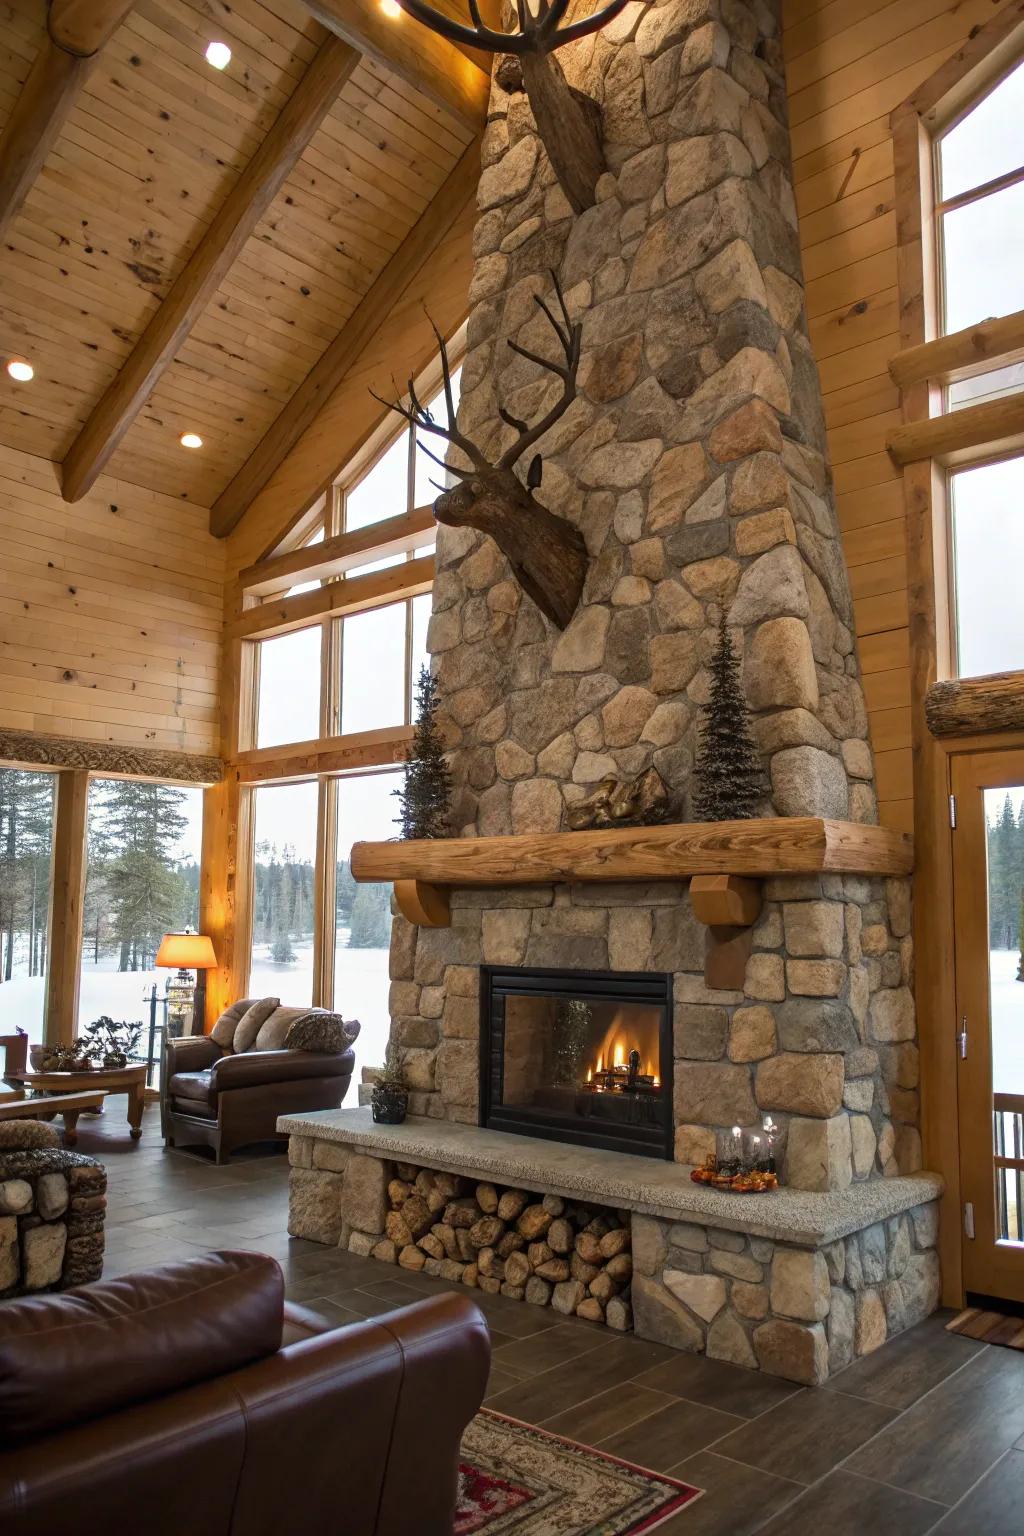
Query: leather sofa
xmin=0 ymin=1249 xmax=491 ymax=1535
xmin=162 ymin=1033 xmax=355 ymax=1163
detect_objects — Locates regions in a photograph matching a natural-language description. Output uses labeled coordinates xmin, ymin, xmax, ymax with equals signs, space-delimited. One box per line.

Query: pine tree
xmin=347 ymin=882 xmax=391 ymax=948
xmin=394 ymin=665 xmax=451 ymax=840
xmin=692 ymin=614 xmax=765 ymax=822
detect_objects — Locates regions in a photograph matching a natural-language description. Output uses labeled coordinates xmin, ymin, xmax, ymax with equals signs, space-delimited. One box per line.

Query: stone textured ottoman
xmin=0 ymin=1122 xmax=106 ymax=1296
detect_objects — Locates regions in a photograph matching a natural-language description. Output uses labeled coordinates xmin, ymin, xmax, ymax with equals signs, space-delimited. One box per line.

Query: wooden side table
xmin=12 ymin=1064 xmax=148 ymax=1140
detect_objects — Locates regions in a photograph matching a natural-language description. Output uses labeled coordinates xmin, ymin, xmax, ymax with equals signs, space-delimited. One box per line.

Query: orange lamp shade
xmin=155 ymin=933 xmax=217 ymax=970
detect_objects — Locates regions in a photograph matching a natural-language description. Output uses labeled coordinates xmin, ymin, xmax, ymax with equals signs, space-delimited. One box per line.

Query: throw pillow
xmin=232 ymin=997 xmax=280 ymax=1053
xmin=210 ymin=998 xmax=257 ymax=1051
xmin=285 ymin=1012 xmax=359 ymax=1054
xmin=254 ymin=1005 xmax=308 ymax=1052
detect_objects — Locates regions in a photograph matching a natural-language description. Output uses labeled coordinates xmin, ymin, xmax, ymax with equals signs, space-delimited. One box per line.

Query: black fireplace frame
xmin=479 ymin=965 xmax=674 ymax=1160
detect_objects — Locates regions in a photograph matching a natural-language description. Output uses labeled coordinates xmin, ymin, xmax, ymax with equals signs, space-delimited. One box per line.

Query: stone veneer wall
xmin=0 ymin=1148 xmax=107 ymax=1294
xmin=385 ymin=0 xmax=919 ymax=1193
xmin=287 ymin=1136 xmax=941 ymax=1385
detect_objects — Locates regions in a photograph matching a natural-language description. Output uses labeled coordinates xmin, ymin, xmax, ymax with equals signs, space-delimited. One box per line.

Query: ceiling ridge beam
xmin=301 ymin=0 xmax=490 ymax=127
xmin=0 ymin=0 xmax=135 ymax=242
xmin=209 ymin=136 xmax=480 ymax=540
xmin=59 ymin=33 xmax=361 ymax=505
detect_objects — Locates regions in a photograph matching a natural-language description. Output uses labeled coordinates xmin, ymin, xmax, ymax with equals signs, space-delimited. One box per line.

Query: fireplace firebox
xmin=480 ymin=966 xmax=674 ymax=1159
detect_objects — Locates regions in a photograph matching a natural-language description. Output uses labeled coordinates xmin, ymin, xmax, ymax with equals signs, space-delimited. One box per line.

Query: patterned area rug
xmin=946 ymin=1307 xmax=1024 ymax=1349
xmin=457 ymin=1410 xmax=702 ymax=1534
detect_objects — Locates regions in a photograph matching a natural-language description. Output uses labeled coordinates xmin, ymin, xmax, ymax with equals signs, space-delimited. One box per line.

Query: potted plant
xmin=371 ymin=1040 xmax=409 ymax=1125
xmin=82 ymin=1017 xmax=143 ymax=1069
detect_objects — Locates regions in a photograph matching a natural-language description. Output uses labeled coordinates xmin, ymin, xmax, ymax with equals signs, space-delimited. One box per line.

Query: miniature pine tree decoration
xmin=692 ymin=613 xmax=765 ymax=821
xmin=394 ymin=664 xmax=451 ymax=839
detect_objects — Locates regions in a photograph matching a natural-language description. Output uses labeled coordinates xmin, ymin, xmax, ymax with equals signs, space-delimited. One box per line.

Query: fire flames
xmin=583 ymin=1010 xmax=660 ymax=1091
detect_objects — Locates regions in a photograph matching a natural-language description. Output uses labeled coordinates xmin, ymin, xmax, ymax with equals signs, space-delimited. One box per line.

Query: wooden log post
xmin=44 ymin=769 xmax=90 ymax=1048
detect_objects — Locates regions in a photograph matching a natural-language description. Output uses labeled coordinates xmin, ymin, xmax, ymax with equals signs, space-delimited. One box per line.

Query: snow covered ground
xmin=0 ymin=937 xmax=392 ymax=1079
xmin=991 ymin=948 xmax=1024 ymax=1094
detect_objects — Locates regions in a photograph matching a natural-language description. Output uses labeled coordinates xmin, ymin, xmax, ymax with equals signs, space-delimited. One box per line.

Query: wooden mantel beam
xmin=0 ymin=0 xmax=134 ymax=241
xmin=209 ymin=139 xmax=480 ymax=539
xmin=299 ymin=0 xmax=490 ymax=128
xmin=59 ymin=34 xmax=360 ymax=505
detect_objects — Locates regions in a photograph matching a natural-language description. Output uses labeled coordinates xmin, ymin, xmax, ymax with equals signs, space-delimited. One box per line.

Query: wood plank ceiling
xmin=0 ymin=0 xmax=480 ymax=513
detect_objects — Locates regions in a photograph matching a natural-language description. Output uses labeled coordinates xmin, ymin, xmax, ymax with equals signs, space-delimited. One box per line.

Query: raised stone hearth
xmin=282 ymin=1110 xmax=941 ymax=1386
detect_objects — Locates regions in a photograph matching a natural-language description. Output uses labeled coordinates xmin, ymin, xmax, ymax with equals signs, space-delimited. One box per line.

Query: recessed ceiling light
xmin=180 ymin=432 xmax=203 ymax=449
xmin=380 ymin=0 xmax=402 ymax=17
xmin=6 ymin=358 xmax=33 ymax=382
xmin=205 ymin=40 xmax=231 ymax=69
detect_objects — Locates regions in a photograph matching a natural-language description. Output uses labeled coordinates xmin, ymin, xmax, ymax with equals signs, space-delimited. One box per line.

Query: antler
xmin=394 ymin=0 xmax=632 ymax=55
xmin=372 ymin=272 xmax=579 ymax=489
xmin=498 ymin=270 xmax=580 ymax=469
xmin=370 ymin=318 xmax=490 ymax=484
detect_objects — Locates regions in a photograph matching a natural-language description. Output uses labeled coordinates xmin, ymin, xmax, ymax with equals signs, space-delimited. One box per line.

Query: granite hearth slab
xmin=278 ymin=1108 xmax=942 ymax=1248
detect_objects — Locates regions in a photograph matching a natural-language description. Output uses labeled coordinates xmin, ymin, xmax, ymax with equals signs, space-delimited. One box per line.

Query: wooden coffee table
xmin=12 ymin=1063 xmax=148 ymax=1140
xmin=0 ymin=1088 xmax=108 ymax=1146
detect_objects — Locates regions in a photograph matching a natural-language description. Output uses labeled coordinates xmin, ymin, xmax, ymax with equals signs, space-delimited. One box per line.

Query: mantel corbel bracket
xmin=689 ymin=874 xmax=763 ymax=990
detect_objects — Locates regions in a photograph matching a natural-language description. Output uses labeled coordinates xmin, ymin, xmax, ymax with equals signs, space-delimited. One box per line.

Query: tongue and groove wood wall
xmin=783 ymin=0 xmax=1012 ymax=832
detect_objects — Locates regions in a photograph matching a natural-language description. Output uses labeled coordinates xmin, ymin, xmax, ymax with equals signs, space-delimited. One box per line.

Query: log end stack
xmin=377 ymin=1162 xmax=633 ymax=1329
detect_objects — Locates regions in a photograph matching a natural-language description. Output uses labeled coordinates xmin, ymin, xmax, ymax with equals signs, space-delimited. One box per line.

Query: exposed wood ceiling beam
xmin=300 ymin=0 xmax=490 ymax=128
xmin=59 ymin=34 xmax=360 ymax=505
xmin=0 ymin=0 xmax=135 ymax=241
xmin=209 ymin=138 xmax=480 ymax=539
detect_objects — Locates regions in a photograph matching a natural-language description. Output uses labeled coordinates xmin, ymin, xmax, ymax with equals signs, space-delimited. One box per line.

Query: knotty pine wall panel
xmin=0 ymin=445 xmax=224 ymax=752
xmin=783 ymin=0 xmax=1012 ymax=832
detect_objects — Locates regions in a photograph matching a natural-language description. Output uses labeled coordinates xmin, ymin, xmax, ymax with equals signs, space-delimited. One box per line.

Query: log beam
xmin=887 ymin=392 xmax=1024 ymax=465
xmin=0 ymin=0 xmax=134 ymax=240
xmin=209 ymin=139 xmax=480 ymax=538
xmin=240 ymin=505 xmax=436 ymax=597
xmin=890 ymin=308 xmax=1024 ymax=391
xmin=299 ymin=0 xmax=489 ymax=128
xmin=60 ymin=34 xmax=360 ymax=504
xmin=925 ymin=670 xmax=1024 ymax=738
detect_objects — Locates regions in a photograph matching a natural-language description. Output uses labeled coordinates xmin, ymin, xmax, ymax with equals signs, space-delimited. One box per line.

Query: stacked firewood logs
xmin=379 ymin=1163 xmax=633 ymax=1329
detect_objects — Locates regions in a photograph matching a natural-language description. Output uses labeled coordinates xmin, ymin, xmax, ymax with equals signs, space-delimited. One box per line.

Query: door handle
xmin=958 ymin=1017 xmax=968 ymax=1059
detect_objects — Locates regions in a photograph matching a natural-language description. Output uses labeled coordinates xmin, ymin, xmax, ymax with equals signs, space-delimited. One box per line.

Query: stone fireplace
xmin=481 ymin=964 xmax=673 ymax=1157
xmin=283 ymin=0 xmax=944 ymax=1386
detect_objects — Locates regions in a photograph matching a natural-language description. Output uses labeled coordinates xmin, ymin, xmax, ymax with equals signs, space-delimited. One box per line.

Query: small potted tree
xmin=371 ymin=1040 xmax=409 ymax=1125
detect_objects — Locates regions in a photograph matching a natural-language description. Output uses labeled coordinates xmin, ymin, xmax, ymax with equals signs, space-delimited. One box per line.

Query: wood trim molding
xmin=896 ymin=1 xmax=1024 ymax=129
xmin=0 ymin=728 xmax=224 ymax=783
xmin=240 ymin=505 xmax=436 ymax=597
xmin=925 ymin=671 xmax=1024 ymax=739
xmin=0 ymin=0 xmax=134 ymax=240
xmin=887 ymin=392 xmax=1024 ymax=466
xmin=209 ymin=139 xmax=480 ymax=538
xmin=889 ymin=309 xmax=1024 ymax=391
xmin=229 ymin=553 xmax=435 ymax=640
xmin=59 ymin=34 xmax=360 ymax=504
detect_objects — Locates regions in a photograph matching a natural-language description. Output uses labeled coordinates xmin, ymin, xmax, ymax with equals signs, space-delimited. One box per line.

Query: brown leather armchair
xmin=162 ymin=1034 xmax=354 ymax=1163
xmin=0 ymin=1249 xmax=491 ymax=1536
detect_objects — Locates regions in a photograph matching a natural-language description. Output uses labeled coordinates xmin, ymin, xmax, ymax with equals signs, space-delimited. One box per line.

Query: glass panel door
xmin=953 ymin=751 xmax=1024 ymax=1303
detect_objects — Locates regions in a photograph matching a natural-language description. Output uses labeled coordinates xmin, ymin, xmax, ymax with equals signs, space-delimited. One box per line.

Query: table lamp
xmin=156 ymin=931 xmax=217 ymax=1037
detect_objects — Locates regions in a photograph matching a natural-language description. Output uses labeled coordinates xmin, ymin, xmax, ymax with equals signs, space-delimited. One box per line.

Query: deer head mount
xmin=395 ymin=0 xmax=633 ymax=211
xmin=373 ymin=272 xmax=588 ymax=630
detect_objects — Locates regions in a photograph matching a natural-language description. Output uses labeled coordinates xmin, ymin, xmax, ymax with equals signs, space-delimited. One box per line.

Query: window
xmin=0 ymin=769 xmax=56 ymax=1043
xmin=256 ymin=627 xmax=322 ymax=748
xmin=341 ymin=366 xmax=462 ymax=534
xmin=78 ymin=778 xmax=203 ymax=1036
xmin=950 ymin=457 xmax=1024 ymax=677
xmin=248 ymin=781 xmax=319 ymax=1007
xmin=938 ymin=61 xmax=1024 ymax=409
xmin=334 ymin=769 xmax=402 ymax=1071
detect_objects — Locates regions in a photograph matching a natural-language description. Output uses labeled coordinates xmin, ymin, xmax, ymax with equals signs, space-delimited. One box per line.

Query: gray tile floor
xmin=82 ymin=1099 xmax=1024 ymax=1535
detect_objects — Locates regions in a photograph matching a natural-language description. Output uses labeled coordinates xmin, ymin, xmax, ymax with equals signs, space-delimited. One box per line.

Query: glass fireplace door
xmin=481 ymin=967 xmax=673 ymax=1159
